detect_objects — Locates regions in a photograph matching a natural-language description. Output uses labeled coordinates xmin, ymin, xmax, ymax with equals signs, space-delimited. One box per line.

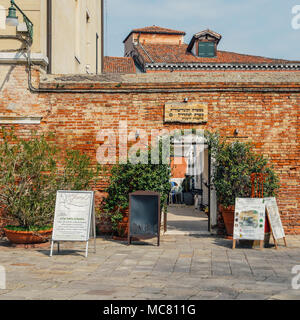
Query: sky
xmin=104 ymin=0 xmax=300 ymax=61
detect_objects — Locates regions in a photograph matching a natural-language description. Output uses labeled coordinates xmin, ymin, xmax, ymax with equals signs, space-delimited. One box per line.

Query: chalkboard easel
xmin=128 ymin=191 xmax=160 ymax=246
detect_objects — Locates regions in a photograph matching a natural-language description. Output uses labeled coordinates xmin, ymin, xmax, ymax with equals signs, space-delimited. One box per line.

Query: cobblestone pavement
xmin=0 ymin=235 xmax=300 ymax=300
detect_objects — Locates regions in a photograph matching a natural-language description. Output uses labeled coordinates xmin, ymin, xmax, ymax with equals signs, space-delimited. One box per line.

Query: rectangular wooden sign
xmin=233 ymin=198 xmax=266 ymax=241
xmin=264 ymin=197 xmax=285 ymax=240
xmin=164 ymin=102 xmax=208 ymax=123
xmin=128 ymin=191 xmax=160 ymax=246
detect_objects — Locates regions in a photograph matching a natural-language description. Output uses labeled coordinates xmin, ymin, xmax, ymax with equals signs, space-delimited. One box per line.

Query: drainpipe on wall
xmin=101 ymin=0 xmax=104 ymax=73
xmin=46 ymin=0 xmax=52 ymax=74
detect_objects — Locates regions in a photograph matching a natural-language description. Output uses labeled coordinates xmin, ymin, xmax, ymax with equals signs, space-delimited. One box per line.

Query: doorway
xmin=165 ymin=136 xmax=217 ymax=235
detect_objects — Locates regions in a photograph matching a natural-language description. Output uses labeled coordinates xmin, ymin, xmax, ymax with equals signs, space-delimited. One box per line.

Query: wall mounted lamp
xmin=6 ymin=0 xmax=33 ymax=43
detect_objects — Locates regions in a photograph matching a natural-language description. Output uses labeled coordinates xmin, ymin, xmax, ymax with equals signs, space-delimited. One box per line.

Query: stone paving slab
xmin=0 ymin=234 xmax=299 ymax=300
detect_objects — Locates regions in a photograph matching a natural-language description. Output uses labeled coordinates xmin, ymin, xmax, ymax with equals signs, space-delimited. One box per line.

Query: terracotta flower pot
xmin=219 ymin=205 xmax=235 ymax=238
xmin=97 ymin=216 xmax=113 ymax=235
xmin=116 ymin=207 xmax=129 ymax=237
xmin=4 ymin=228 xmax=53 ymax=244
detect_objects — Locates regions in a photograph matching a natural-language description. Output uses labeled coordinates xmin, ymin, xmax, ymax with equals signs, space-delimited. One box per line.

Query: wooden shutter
xmin=198 ymin=42 xmax=215 ymax=57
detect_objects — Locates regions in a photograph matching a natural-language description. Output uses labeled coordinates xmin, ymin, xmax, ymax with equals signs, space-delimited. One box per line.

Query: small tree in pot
xmin=0 ymin=129 xmax=101 ymax=244
xmin=205 ymin=131 xmax=279 ymax=237
xmin=103 ymin=142 xmax=171 ymax=238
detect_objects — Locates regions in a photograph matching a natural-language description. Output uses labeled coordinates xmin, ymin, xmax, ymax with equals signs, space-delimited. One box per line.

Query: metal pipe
xmin=101 ymin=0 xmax=104 ymax=73
xmin=0 ymin=34 xmax=29 ymax=44
xmin=96 ymin=33 xmax=99 ymax=74
xmin=46 ymin=0 xmax=52 ymax=74
xmin=208 ymin=151 xmax=211 ymax=232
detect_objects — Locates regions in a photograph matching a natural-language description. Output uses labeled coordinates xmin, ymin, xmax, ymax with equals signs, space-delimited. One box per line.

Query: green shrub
xmin=103 ymin=143 xmax=171 ymax=231
xmin=0 ymin=128 xmax=101 ymax=229
xmin=205 ymin=131 xmax=280 ymax=208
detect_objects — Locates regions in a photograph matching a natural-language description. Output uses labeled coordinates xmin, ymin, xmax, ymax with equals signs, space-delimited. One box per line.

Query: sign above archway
xmin=164 ymin=102 xmax=208 ymax=123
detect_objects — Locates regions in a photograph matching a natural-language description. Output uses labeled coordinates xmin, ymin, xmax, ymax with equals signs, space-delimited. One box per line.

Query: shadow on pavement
xmin=37 ymin=248 xmax=89 ymax=257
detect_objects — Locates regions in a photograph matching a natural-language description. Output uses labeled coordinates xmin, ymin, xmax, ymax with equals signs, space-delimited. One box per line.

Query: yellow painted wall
xmin=0 ymin=0 xmax=102 ymax=74
xmin=0 ymin=0 xmax=43 ymax=53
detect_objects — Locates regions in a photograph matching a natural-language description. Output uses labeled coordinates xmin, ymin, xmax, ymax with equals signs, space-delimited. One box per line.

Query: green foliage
xmin=4 ymin=225 xmax=52 ymax=232
xmin=205 ymin=131 xmax=280 ymax=208
xmin=0 ymin=128 xmax=101 ymax=229
xmin=103 ymin=142 xmax=171 ymax=231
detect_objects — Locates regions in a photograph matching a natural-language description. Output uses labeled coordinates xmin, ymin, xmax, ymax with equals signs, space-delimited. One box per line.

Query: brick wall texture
xmin=0 ymin=65 xmax=300 ymax=234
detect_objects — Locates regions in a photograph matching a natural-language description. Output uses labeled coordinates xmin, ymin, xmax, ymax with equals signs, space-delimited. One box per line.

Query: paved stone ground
xmin=166 ymin=205 xmax=209 ymax=235
xmin=0 ymin=234 xmax=300 ymax=300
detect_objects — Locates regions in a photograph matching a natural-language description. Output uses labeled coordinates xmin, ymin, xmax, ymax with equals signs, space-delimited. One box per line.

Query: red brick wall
xmin=0 ymin=66 xmax=300 ymax=234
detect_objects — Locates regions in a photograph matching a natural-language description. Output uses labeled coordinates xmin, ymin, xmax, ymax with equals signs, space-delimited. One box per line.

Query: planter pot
xmin=4 ymin=228 xmax=53 ymax=244
xmin=117 ymin=218 xmax=129 ymax=237
xmin=219 ymin=205 xmax=235 ymax=238
xmin=116 ymin=208 xmax=129 ymax=238
xmin=96 ymin=217 xmax=113 ymax=235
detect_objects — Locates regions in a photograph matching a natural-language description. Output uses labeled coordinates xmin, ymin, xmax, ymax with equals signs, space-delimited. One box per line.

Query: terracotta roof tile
xmin=135 ymin=43 xmax=299 ymax=65
xmin=131 ymin=25 xmax=186 ymax=35
xmin=123 ymin=26 xmax=185 ymax=43
xmin=103 ymin=56 xmax=136 ymax=74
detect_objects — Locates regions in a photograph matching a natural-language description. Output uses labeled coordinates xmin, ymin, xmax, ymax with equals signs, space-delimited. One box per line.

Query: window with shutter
xmin=198 ymin=42 xmax=215 ymax=57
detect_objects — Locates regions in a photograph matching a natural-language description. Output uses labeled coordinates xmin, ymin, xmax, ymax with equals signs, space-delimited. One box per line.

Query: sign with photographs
xmin=164 ymin=102 xmax=208 ymax=123
xmin=233 ymin=198 xmax=266 ymax=240
xmin=264 ymin=197 xmax=285 ymax=240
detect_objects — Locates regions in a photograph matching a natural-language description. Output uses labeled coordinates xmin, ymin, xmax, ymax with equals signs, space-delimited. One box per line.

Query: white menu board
xmin=52 ymin=191 xmax=94 ymax=241
xmin=264 ymin=197 xmax=285 ymax=240
xmin=233 ymin=198 xmax=266 ymax=240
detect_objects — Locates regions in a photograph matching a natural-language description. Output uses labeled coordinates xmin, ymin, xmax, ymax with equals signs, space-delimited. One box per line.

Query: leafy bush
xmin=205 ymin=131 xmax=280 ymax=208
xmin=103 ymin=143 xmax=171 ymax=231
xmin=0 ymin=129 xmax=101 ymax=230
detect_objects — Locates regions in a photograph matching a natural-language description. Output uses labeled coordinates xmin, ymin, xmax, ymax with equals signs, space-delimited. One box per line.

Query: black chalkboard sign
xmin=128 ymin=191 xmax=160 ymax=246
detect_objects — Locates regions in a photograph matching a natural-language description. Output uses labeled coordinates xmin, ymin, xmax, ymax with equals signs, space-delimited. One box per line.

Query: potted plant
xmin=103 ymin=143 xmax=171 ymax=239
xmin=206 ymin=131 xmax=279 ymax=238
xmin=0 ymin=129 xmax=101 ymax=244
xmin=96 ymin=210 xmax=113 ymax=235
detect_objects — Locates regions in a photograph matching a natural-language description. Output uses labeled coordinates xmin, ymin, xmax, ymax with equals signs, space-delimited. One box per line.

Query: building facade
xmin=0 ymin=67 xmax=300 ymax=235
xmin=0 ymin=22 xmax=299 ymax=235
xmin=124 ymin=26 xmax=300 ymax=73
xmin=0 ymin=0 xmax=103 ymax=74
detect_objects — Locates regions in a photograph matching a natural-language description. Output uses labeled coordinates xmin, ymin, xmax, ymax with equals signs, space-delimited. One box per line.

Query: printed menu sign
xmin=52 ymin=191 xmax=94 ymax=242
xmin=164 ymin=102 xmax=208 ymax=123
xmin=264 ymin=197 xmax=285 ymax=240
xmin=233 ymin=198 xmax=265 ymax=240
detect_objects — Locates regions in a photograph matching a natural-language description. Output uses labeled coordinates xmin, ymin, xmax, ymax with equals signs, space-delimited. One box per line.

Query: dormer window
xmin=198 ymin=42 xmax=215 ymax=57
xmin=187 ymin=29 xmax=221 ymax=58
